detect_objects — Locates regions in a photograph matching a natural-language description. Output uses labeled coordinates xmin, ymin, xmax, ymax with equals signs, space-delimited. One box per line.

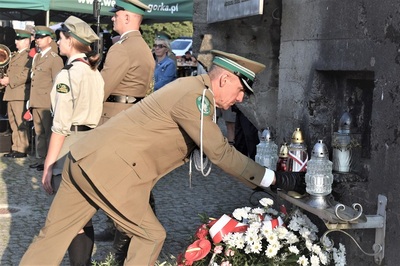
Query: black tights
xmin=68 ymin=226 xmax=94 ymax=266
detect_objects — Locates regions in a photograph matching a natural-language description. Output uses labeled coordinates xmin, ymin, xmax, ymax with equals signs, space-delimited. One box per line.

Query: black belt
xmin=70 ymin=125 xmax=92 ymax=132
xmin=106 ymin=95 xmax=143 ymax=104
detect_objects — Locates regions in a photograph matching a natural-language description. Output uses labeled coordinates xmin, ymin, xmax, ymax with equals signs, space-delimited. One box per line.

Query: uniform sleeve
xmin=51 ymin=67 xmax=82 ymax=136
xmin=170 ymin=89 xmax=265 ymax=188
xmin=51 ymin=56 xmax=64 ymax=81
xmin=100 ymin=44 xmax=130 ymax=100
xmin=154 ymin=60 xmax=176 ymax=90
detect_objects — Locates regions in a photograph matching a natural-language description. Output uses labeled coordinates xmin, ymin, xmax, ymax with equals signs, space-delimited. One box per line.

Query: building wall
xmin=193 ymin=0 xmax=398 ymax=265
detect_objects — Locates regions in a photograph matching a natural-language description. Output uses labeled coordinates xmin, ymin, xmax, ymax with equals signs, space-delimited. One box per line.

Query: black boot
xmin=112 ymin=230 xmax=131 ymax=266
xmin=68 ymin=226 xmax=94 ymax=266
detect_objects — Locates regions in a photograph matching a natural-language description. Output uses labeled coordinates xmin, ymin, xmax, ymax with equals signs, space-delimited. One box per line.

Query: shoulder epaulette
xmin=50 ymin=51 xmax=58 ymax=57
xmin=117 ymin=36 xmax=129 ymax=44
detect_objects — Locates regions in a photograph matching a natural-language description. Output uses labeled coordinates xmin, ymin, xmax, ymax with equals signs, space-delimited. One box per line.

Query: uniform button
xmin=250 ymin=176 xmax=254 ymax=180
xmin=132 ymin=163 xmax=136 ymax=166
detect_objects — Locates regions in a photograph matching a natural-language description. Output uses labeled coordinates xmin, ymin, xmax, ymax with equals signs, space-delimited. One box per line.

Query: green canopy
xmin=0 ymin=0 xmax=50 ymax=10
xmin=0 ymin=0 xmax=192 ymax=23
xmin=49 ymin=0 xmax=193 ymax=22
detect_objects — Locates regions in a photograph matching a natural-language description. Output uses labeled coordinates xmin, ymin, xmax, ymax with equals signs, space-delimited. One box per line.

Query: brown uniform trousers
xmin=30 ymin=48 xmax=63 ymax=158
xmin=3 ymin=50 xmax=32 ymax=153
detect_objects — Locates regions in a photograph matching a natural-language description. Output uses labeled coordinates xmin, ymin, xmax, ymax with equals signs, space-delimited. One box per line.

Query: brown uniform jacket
xmin=3 ymin=49 xmax=32 ymax=101
xmin=30 ymin=49 xmax=63 ymax=108
xmin=101 ymin=31 xmax=154 ymax=100
xmin=70 ymin=74 xmax=265 ymax=226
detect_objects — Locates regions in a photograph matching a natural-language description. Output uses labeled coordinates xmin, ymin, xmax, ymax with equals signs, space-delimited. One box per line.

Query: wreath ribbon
xmin=209 ymin=214 xmax=248 ymax=243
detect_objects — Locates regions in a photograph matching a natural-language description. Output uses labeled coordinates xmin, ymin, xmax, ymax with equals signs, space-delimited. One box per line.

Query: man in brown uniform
xmin=95 ymin=0 xmax=156 ymax=255
xmin=20 ymin=50 xmax=305 ymax=265
xmin=0 ymin=29 xmax=32 ymax=158
xmin=29 ymin=26 xmax=63 ymax=170
xmin=99 ymin=0 xmax=154 ymax=124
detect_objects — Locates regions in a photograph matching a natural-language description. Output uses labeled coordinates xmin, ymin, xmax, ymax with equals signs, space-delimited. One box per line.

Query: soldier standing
xmin=95 ymin=1 xmax=156 ymax=263
xmin=0 ymin=29 xmax=32 ymax=158
xmin=29 ymin=26 xmax=64 ymax=170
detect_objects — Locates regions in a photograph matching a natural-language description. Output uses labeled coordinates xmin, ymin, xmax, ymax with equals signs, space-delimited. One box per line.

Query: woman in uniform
xmin=40 ymin=16 xmax=104 ymax=265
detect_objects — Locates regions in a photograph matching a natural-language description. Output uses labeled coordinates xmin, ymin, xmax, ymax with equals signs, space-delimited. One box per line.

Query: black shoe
xmin=95 ymin=228 xmax=116 ymax=241
xmin=112 ymin=230 xmax=131 ymax=266
xmin=3 ymin=151 xmax=16 ymax=157
xmin=11 ymin=152 xmax=27 ymax=158
xmin=36 ymin=164 xmax=44 ymax=171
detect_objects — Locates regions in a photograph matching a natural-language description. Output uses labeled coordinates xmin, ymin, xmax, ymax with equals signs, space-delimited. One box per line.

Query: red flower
xmin=184 ymin=239 xmax=212 ymax=264
xmin=195 ymin=224 xmax=209 ymax=240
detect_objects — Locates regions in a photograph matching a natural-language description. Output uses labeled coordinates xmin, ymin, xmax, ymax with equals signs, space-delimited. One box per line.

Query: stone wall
xmin=193 ymin=0 xmax=399 ymax=265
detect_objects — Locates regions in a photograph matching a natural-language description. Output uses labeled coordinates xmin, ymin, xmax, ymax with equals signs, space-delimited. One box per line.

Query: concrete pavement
xmin=0 ymin=121 xmax=266 ymax=265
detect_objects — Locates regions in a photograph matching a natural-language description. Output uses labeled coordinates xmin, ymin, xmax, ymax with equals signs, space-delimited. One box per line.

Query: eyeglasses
xmin=153 ymin=44 xmax=167 ymax=49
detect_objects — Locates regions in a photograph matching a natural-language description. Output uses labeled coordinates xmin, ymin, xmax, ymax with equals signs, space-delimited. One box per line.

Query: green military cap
xmin=34 ymin=26 xmax=54 ymax=38
xmin=110 ymin=0 xmax=150 ymax=15
xmin=211 ymin=50 xmax=266 ymax=94
xmin=15 ymin=29 xmax=32 ymax=40
xmin=59 ymin=16 xmax=99 ymax=46
xmin=155 ymin=32 xmax=171 ymax=40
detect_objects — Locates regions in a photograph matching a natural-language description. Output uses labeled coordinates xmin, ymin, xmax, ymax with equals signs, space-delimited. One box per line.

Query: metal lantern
xmin=305 ymin=140 xmax=334 ymax=209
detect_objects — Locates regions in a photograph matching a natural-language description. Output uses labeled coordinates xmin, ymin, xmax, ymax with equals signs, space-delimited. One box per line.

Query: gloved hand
xmin=270 ymin=171 xmax=306 ymax=195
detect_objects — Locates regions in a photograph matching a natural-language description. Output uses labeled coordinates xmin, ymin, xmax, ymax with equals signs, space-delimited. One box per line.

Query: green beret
xmin=110 ymin=0 xmax=150 ymax=15
xmin=15 ymin=29 xmax=32 ymax=40
xmin=211 ymin=50 xmax=266 ymax=94
xmin=59 ymin=16 xmax=99 ymax=46
xmin=34 ymin=26 xmax=54 ymax=38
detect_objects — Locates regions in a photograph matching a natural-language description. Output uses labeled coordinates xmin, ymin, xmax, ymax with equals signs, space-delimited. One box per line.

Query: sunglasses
xmin=153 ymin=44 xmax=167 ymax=49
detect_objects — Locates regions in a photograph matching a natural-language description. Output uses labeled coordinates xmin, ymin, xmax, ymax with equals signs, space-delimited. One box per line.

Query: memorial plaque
xmin=207 ymin=0 xmax=264 ymax=23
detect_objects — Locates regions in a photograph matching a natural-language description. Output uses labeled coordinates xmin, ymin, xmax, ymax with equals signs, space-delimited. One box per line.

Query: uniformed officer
xmin=95 ymin=0 xmax=156 ymax=257
xmin=99 ymin=0 xmax=154 ymax=124
xmin=38 ymin=16 xmax=104 ymax=265
xmin=29 ymin=26 xmax=64 ymax=171
xmin=0 ymin=29 xmax=32 ymax=158
xmin=20 ymin=49 xmax=305 ymax=265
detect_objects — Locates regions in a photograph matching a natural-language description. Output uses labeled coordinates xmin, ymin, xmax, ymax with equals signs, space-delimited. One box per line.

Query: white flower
xmin=288 ymin=245 xmax=299 ymax=254
xmin=252 ymin=207 xmax=265 ymax=215
xmin=319 ymin=251 xmax=328 ymax=265
xmin=312 ymin=244 xmax=322 ymax=254
xmin=244 ymin=230 xmax=262 ymax=245
xmin=232 ymin=207 xmax=251 ymax=220
xmin=310 ymin=254 xmax=320 ymax=266
xmin=259 ymin=197 xmax=274 ymax=207
xmin=306 ymin=240 xmax=313 ymax=251
xmin=286 ymin=231 xmax=299 ymax=244
xmin=333 ymin=243 xmax=347 ymax=266
xmin=265 ymin=231 xmax=278 ymax=244
xmin=265 ymin=243 xmax=279 ymax=258
xmin=249 ymin=239 xmax=263 ymax=253
xmin=297 ymin=255 xmax=309 ymax=266
xmin=275 ymin=226 xmax=289 ymax=239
